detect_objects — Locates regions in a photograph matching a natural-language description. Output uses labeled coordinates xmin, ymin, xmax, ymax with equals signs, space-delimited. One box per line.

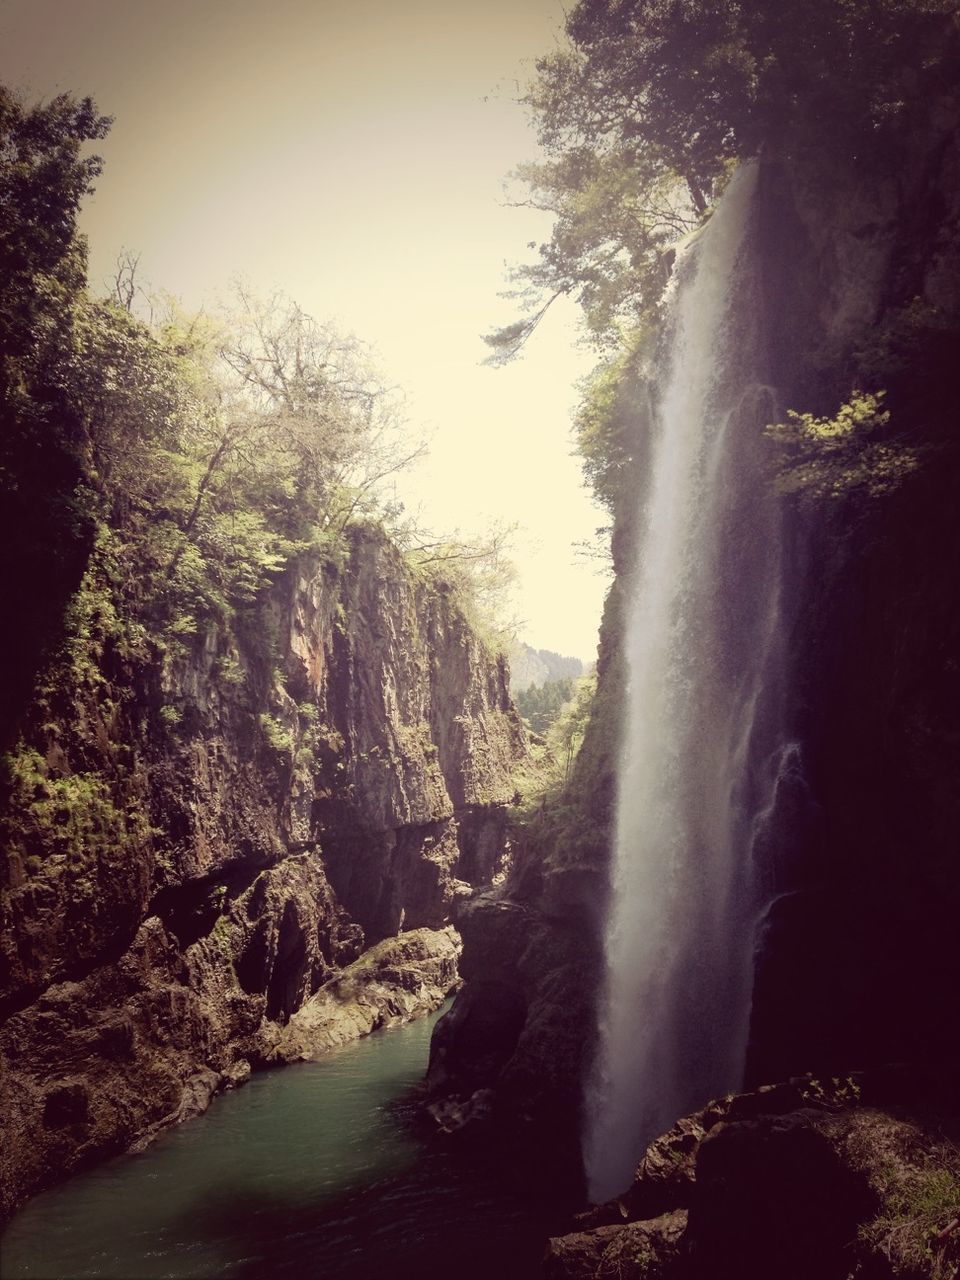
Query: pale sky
xmin=0 ymin=0 xmax=609 ymax=660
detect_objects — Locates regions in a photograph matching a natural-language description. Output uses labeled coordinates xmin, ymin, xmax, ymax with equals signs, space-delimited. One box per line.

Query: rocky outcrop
xmin=544 ymin=1212 xmax=687 ymax=1280
xmin=0 ymin=523 xmax=526 ymax=1220
xmin=421 ymin=579 xmax=624 ymax=1190
xmin=544 ymin=1070 xmax=960 ymax=1279
xmin=265 ymin=925 xmax=460 ymax=1061
xmin=421 ymin=856 xmax=606 ymax=1198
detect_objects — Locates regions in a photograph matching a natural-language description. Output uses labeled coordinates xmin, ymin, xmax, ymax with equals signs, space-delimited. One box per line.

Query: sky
xmin=0 ymin=0 xmax=609 ymax=661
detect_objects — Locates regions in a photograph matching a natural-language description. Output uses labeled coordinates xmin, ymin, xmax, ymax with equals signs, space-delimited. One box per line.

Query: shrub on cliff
xmin=767 ymin=390 xmax=922 ymax=501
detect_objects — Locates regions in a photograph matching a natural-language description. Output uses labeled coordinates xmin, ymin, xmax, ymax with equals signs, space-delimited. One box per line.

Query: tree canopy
xmin=0 ymin=83 xmax=521 ymax=747
xmin=0 ymin=88 xmax=112 ymax=736
xmin=485 ymin=0 xmax=956 ymax=361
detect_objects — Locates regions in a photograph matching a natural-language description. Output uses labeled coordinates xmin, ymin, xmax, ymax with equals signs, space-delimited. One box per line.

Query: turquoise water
xmin=1 ymin=1006 xmax=557 ymax=1279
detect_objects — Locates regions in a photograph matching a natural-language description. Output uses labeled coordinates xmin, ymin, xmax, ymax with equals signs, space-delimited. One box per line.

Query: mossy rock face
xmin=0 ymin=519 xmax=528 ymax=1222
xmin=543 ymin=1212 xmax=687 ymax=1280
xmin=688 ymin=1104 xmax=960 ymax=1280
xmin=548 ymin=1071 xmax=960 ymax=1280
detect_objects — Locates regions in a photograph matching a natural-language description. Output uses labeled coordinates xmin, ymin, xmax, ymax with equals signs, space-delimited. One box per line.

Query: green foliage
xmin=401 ymin=522 xmax=520 ymax=652
xmin=514 ymin=677 xmax=579 ymax=736
xmin=487 ymin=0 xmax=956 ymax=358
xmin=766 ymin=391 xmax=921 ymax=500
xmin=0 ymin=88 xmax=113 ymax=740
xmin=856 ymin=1138 xmax=960 ymax=1278
xmin=213 ymin=654 xmax=245 ymax=689
xmin=594 ymin=1231 xmax=657 ymax=1279
xmin=217 ymin=285 xmax=425 ymax=536
xmin=258 ymin=712 xmax=294 ymax=757
xmin=0 ymin=745 xmax=152 ymax=864
xmin=0 ymin=83 xmax=533 ymax=802
xmin=209 ymin=913 xmax=237 ymax=966
xmin=574 ymin=329 xmax=652 ymax=512
xmin=0 ymin=86 xmax=110 ymax=374
xmin=486 ymin=150 xmax=692 ymax=360
xmin=547 ymin=671 xmax=597 ymax=779
xmin=800 ymin=1075 xmax=863 ymax=1109
xmin=511 ymin=673 xmax=598 ymax=813
xmin=392 ymin=721 xmax=443 ymax=771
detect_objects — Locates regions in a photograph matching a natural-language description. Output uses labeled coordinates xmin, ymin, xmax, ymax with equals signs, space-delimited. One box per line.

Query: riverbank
xmin=0 ymin=1002 xmax=568 ymax=1280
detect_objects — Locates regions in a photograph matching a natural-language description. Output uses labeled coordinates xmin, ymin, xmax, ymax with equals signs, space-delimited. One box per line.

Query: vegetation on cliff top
xmin=0 ymin=80 xmax=526 ymax=916
xmin=486 ymin=0 xmax=958 ymax=540
xmin=487 ymin=0 xmax=956 ymax=361
xmin=0 ymin=83 xmax=517 ymax=752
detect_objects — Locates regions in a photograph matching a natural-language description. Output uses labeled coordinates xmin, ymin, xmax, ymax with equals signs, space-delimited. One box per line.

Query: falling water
xmin=585 ymin=160 xmax=786 ymax=1201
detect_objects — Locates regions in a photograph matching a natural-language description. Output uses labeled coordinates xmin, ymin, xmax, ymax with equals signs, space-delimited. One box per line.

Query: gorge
xmin=4 ymin=2 xmax=960 ymax=1278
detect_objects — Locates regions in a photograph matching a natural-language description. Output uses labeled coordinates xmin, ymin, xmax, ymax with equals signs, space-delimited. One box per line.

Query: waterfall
xmin=585 ymin=160 xmax=785 ymax=1201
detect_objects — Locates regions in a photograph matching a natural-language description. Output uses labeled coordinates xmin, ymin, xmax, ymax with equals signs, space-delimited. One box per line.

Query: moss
xmin=208 ymin=914 xmax=240 ymax=980
xmin=393 ymin=721 xmax=438 ymax=764
xmin=597 ymin=1237 xmax=656 ymax=1279
xmin=211 ymin=913 xmax=234 ymax=950
xmin=213 ymin=654 xmax=245 ymax=688
xmin=1 ymin=746 xmax=153 ymax=864
xmin=859 ymin=1163 xmax=960 ymax=1277
xmin=847 ymin=1115 xmax=960 ymax=1279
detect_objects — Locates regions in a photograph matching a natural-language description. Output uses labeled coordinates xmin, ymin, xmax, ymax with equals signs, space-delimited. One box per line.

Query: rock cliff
xmin=0 ymin=522 xmax=526 ymax=1221
xmin=424 ymin=33 xmax=960 ymax=1232
xmin=544 ymin=1068 xmax=960 ymax=1279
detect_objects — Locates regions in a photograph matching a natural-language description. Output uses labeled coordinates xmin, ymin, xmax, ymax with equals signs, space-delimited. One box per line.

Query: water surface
xmin=2 ymin=1005 xmax=556 ymax=1279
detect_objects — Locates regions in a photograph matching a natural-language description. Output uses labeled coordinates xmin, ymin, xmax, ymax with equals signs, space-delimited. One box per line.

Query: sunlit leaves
xmin=766 ymin=391 xmax=921 ymax=500
xmin=573 ymin=331 xmax=653 ymax=512
xmin=218 ymin=285 xmax=426 ymax=534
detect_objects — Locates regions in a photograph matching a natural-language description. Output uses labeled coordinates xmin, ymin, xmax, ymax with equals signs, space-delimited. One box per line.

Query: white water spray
xmin=585 ymin=161 xmax=785 ymax=1201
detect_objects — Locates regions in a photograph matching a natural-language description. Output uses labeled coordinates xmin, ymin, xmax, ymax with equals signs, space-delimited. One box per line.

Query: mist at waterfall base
xmin=585 ymin=161 xmax=789 ymax=1202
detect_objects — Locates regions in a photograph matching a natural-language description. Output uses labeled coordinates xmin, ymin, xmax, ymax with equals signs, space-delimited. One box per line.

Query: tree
xmin=485 ymin=148 xmax=693 ymax=361
xmin=399 ymin=521 xmax=520 ymax=645
xmin=0 ymin=87 xmax=111 ymax=742
xmin=485 ymin=0 xmax=956 ymax=359
xmin=218 ymin=285 xmax=426 ymax=533
xmin=0 ymin=87 xmax=110 ymax=378
xmin=109 ymin=250 xmax=144 ymax=314
xmin=766 ymin=391 xmax=921 ymax=501
xmin=515 ymin=676 xmax=579 ymax=735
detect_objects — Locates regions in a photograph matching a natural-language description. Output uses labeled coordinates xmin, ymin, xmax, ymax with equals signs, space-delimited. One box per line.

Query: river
xmin=1 ymin=1004 xmax=558 ymax=1279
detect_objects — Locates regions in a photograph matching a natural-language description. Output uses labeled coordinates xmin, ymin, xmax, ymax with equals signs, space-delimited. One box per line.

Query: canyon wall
xmin=426 ymin=54 xmax=960 ymax=1212
xmin=0 ymin=523 xmax=526 ymax=1220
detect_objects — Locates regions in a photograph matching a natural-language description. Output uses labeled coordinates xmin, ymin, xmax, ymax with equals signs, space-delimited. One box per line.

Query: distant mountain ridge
xmin=509 ymin=644 xmax=584 ymax=693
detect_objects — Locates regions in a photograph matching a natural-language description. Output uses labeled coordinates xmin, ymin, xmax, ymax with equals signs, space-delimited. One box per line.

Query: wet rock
xmin=426 ymin=1088 xmax=495 ymax=1136
xmin=221 ymin=1059 xmax=251 ymax=1090
xmin=265 ymin=926 xmax=461 ymax=1062
xmin=544 ymin=1211 xmax=687 ymax=1280
xmin=174 ymin=1068 xmax=221 ymax=1124
xmin=546 ymin=1074 xmax=960 ymax=1280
